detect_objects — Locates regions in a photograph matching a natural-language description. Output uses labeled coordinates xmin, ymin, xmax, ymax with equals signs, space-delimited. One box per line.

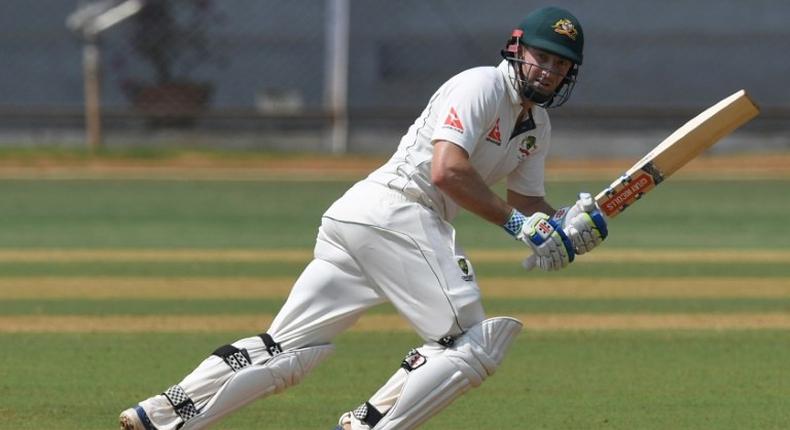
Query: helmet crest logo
xmin=552 ymin=18 xmax=578 ymax=41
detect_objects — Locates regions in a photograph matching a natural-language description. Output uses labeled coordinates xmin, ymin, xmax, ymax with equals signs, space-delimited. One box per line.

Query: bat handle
xmin=577 ymin=192 xmax=597 ymax=212
xmin=522 ymin=254 xmax=537 ymax=271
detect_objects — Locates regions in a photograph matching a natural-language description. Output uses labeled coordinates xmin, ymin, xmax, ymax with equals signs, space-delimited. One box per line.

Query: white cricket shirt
xmin=337 ymin=60 xmax=552 ymax=223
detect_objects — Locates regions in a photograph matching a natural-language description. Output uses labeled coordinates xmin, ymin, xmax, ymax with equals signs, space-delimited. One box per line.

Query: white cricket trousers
xmin=268 ymin=183 xmax=486 ymax=349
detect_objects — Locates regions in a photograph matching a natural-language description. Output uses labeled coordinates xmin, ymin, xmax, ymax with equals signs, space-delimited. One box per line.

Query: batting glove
xmin=504 ymin=209 xmax=574 ymax=271
xmin=552 ymin=192 xmax=609 ymax=255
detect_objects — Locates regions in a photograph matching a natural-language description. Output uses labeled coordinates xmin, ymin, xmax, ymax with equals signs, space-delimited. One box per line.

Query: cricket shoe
xmin=333 ymin=411 xmax=350 ymax=430
xmin=333 ymin=411 xmax=368 ymax=430
xmin=119 ymin=405 xmax=156 ymax=430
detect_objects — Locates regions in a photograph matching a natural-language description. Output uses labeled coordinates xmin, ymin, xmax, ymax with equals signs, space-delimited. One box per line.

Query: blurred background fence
xmin=0 ymin=0 xmax=788 ymax=156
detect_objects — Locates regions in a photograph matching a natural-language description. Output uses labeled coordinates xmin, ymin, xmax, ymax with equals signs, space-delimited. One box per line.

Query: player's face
xmin=519 ymin=46 xmax=572 ymax=95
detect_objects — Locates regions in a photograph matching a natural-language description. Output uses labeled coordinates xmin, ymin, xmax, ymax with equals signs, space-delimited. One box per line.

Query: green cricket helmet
xmin=501 ymin=6 xmax=584 ymax=108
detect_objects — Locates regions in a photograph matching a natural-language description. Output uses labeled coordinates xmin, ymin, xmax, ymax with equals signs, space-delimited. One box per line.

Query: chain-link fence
xmin=0 ymin=0 xmax=788 ymax=153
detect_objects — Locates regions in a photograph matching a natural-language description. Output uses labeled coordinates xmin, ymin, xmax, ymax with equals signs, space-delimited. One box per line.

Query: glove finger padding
xmin=537 ymin=237 xmax=568 ymax=271
xmin=566 ymin=212 xmax=603 ymax=254
xmin=520 ymin=214 xmax=574 ymax=271
xmin=545 ymin=219 xmax=574 ymax=269
xmin=555 ymin=193 xmax=609 ymax=255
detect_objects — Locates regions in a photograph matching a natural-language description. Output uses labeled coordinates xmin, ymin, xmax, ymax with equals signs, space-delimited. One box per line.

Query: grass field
xmin=0 ymin=154 xmax=789 ymax=429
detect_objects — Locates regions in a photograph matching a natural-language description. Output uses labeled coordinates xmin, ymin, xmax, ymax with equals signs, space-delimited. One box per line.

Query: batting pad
xmin=180 ymin=344 xmax=334 ymax=430
xmin=372 ymin=317 xmax=522 ymax=429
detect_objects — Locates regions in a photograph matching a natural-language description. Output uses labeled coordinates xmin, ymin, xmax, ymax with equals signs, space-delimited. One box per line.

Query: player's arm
xmin=431 ymin=140 xmax=512 ymax=225
xmin=506 ymin=189 xmax=555 ymax=217
xmin=431 ymin=140 xmax=573 ymax=271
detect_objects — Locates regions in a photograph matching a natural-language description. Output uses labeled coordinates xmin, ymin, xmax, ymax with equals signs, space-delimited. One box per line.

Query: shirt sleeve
xmin=430 ymin=72 xmax=499 ymax=155
xmin=506 ymin=120 xmax=552 ymax=197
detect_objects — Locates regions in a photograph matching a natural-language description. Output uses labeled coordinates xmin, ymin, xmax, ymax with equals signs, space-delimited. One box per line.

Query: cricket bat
xmin=524 ymin=89 xmax=760 ymax=269
xmin=595 ymin=89 xmax=759 ymax=218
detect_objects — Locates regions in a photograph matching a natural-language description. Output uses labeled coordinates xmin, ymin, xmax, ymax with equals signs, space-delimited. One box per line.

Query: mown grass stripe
xmin=1 ymin=313 xmax=789 ymax=332
xmin=1 ymin=261 xmax=789 ymax=278
xmin=482 ymin=278 xmax=790 ymax=298
xmin=0 ymin=154 xmax=787 ymax=181
xmin=1 ymin=277 xmax=788 ymax=299
xmin=3 ymin=298 xmax=788 ymax=316
xmin=470 ymin=249 xmax=790 ymax=264
xmin=0 ymin=278 xmax=294 ymax=299
xmin=0 ymin=249 xmax=312 ymax=263
xmin=0 ymin=249 xmax=788 ymax=263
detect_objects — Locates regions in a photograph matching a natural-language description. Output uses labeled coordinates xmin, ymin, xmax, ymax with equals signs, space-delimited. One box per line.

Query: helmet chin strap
xmin=509 ymin=60 xmax=555 ymax=107
xmin=520 ymin=84 xmax=554 ymax=105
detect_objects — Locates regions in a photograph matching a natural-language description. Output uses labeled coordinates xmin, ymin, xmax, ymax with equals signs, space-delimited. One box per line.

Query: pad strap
xmin=163 ymin=384 xmax=199 ymax=423
xmin=212 ymin=344 xmax=252 ymax=372
xmin=353 ymin=402 xmax=384 ymax=428
xmin=259 ymin=333 xmax=282 ymax=356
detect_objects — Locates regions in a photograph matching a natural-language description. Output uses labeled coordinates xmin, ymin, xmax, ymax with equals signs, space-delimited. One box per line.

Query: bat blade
xmin=595 ymin=89 xmax=760 ymax=218
xmin=523 ymin=90 xmax=759 ymax=271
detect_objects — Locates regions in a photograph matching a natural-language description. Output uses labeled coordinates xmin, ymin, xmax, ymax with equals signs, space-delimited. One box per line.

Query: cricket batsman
xmin=120 ymin=6 xmax=607 ymax=430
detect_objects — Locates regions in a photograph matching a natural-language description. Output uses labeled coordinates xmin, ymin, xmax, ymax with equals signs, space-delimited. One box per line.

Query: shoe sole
xmin=119 ymin=406 xmax=153 ymax=430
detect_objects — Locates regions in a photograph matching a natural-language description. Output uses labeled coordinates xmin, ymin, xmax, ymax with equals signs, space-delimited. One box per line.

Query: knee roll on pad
xmin=373 ymin=317 xmax=522 ymax=430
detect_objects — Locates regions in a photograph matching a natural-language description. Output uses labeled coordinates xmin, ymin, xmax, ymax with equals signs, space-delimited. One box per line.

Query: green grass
xmin=1 ymin=297 xmax=788 ymax=316
xmin=0 ymin=175 xmax=789 ymax=429
xmin=0 ymin=145 xmax=363 ymax=162
xmin=0 ymin=179 xmax=788 ymax=249
xmin=0 ymin=331 xmax=788 ymax=430
xmin=0 ymin=180 xmax=348 ymax=249
xmin=1 ymin=260 xmax=790 ymax=278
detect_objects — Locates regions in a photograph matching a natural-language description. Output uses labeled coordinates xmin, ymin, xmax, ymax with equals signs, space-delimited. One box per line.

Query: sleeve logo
xmin=485 ymin=118 xmax=502 ymax=145
xmin=442 ymin=107 xmax=465 ymax=133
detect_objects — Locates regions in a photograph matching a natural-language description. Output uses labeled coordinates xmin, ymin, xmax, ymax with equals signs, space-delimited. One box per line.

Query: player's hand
xmin=552 ymin=192 xmax=609 ymax=255
xmin=504 ymin=210 xmax=574 ymax=271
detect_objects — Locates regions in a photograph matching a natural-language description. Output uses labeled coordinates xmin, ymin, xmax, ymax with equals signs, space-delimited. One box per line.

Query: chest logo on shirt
xmin=517 ymin=136 xmax=537 ymax=160
xmin=442 ymin=107 xmax=465 ymax=133
xmin=457 ymin=257 xmax=474 ymax=281
xmin=485 ymin=119 xmax=502 ymax=145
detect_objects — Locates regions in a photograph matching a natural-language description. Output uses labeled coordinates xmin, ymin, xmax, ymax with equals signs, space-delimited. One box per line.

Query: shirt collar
xmin=497 ymin=60 xmax=522 ymax=107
